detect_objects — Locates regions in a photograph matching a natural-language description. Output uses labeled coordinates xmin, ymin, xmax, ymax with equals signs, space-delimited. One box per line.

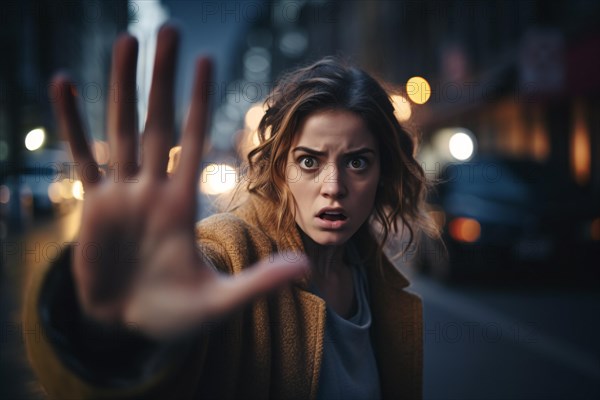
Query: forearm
xmin=23 ymin=247 xmax=191 ymax=398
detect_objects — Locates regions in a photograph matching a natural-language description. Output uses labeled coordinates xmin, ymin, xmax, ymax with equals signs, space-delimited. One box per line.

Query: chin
xmin=309 ymin=230 xmax=353 ymax=246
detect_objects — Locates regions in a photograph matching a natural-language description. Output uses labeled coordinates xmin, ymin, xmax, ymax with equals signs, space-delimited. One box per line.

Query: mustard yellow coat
xmin=24 ymin=195 xmax=423 ymax=399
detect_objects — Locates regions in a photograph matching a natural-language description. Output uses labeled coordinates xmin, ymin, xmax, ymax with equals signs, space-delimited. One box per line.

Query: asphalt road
xmin=409 ymin=274 xmax=600 ymax=400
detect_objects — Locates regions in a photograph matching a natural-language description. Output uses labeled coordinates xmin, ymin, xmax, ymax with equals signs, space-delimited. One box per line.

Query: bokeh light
xmin=93 ymin=140 xmax=110 ymax=165
xmin=25 ymin=128 xmax=45 ymax=151
xmin=245 ymin=103 xmax=266 ymax=132
xmin=449 ymin=132 xmax=475 ymax=161
xmin=167 ymin=146 xmax=182 ymax=174
xmin=199 ymin=163 xmax=237 ymax=195
xmin=449 ymin=217 xmax=481 ymax=243
xmin=72 ymin=180 xmax=84 ymax=200
xmin=59 ymin=179 xmax=73 ymax=200
xmin=47 ymin=182 xmax=62 ymax=203
xmin=406 ymin=76 xmax=431 ymax=104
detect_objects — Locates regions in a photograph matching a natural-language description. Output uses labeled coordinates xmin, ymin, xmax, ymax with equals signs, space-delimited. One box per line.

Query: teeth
xmin=324 ymin=211 xmax=341 ymax=215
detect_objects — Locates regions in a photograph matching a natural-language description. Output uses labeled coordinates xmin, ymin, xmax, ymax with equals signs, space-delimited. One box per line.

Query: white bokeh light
xmin=25 ymin=128 xmax=45 ymax=151
xmin=448 ymin=132 xmax=474 ymax=161
xmin=72 ymin=180 xmax=85 ymax=200
xmin=245 ymin=103 xmax=266 ymax=132
xmin=200 ymin=163 xmax=238 ymax=195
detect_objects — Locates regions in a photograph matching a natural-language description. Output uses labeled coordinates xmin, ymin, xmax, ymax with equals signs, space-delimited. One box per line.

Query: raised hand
xmin=52 ymin=25 xmax=308 ymax=339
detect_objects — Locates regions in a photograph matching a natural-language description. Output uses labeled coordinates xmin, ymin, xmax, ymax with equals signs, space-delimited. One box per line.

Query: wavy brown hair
xmin=229 ymin=57 xmax=439 ymax=268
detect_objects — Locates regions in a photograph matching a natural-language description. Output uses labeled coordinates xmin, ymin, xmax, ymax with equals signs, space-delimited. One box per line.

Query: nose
xmin=319 ymin=163 xmax=347 ymax=199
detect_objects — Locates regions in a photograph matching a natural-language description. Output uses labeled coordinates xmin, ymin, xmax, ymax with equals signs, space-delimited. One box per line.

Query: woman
xmin=24 ymin=25 xmax=437 ymax=399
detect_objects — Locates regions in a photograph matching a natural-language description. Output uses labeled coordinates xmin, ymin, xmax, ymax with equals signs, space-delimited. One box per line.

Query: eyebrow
xmin=292 ymin=146 xmax=376 ymax=157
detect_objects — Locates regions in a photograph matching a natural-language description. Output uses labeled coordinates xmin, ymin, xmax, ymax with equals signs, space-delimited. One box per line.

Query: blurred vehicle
xmin=0 ymin=148 xmax=79 ymax=225
xmin=416 ymin=155 xmax=600 ymax=281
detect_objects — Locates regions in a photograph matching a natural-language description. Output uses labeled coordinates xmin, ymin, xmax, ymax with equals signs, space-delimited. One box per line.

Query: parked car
xmin=416 ymin=155 xmax=600 ymax=281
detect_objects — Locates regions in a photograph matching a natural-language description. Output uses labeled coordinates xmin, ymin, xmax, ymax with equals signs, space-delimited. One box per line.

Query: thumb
xmin=124 ymin=253 xmax=310 ymax=339
xmin=214 ymin=252 xmax=311 ymax=312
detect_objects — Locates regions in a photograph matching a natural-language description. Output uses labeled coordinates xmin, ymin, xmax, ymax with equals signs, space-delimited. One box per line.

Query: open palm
xmin=53 ymin=25 xmax=307 ymax=339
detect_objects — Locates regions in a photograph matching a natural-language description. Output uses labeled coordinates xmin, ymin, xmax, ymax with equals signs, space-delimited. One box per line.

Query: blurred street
xmin=3 ymin=1 xmax=600 ymax=398
xmin=411 ymin=275 xmax=600 ymax=399
xmin=0 ymin=205 xmax=81 ymax=400
xmin=2 ymin=207 xmax=599 ymax=399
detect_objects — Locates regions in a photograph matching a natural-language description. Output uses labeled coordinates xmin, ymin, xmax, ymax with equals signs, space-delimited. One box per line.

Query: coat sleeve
xmin=22 ymin=247 xmax=214 ymax=399
xmin=23 ymin=213 xmax=264 ymax=399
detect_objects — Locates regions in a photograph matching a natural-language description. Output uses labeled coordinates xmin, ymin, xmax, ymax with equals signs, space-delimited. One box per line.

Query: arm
xmin=24 ymin=247 xmax=189 ymax=399
xmin=24 ymin=24 xmax=308 ymax=398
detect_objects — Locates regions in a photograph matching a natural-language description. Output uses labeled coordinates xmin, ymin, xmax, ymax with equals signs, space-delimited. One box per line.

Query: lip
xmin=315 ymin=206 xmax=347 ymax=217
xmin=315 ymin=207 xmax=349 ymax=230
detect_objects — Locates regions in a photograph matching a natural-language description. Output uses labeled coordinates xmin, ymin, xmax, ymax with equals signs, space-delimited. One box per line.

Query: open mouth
xmin=318 ymin=211 xmax=348 ymax=221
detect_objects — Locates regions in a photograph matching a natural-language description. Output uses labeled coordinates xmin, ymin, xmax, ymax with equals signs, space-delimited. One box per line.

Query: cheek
xmin=354 ymin=173 xmax=380 ymax=213
xmin=360 ymin=169 xmax=380 ymax=198
xmin=286 ymin=173 xmax=311 ymax=220
xmin=292 ymin=183 xmax=316 ymax=201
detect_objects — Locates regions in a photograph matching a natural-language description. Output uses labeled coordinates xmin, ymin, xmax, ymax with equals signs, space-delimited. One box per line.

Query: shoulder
xmin=196 ymin=211 xmax=254 ymax=238
xmin=196 ymin=212 xmax=267 ymax=246
xmin=194 ymin=209 xmax=276 ymax=274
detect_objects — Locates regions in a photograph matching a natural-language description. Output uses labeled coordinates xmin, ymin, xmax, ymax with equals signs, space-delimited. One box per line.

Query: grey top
xmin=311 ymin=243 xmax=381 ymax=400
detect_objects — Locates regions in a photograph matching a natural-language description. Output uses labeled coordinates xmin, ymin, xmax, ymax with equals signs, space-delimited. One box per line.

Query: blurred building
xmin=220 ymin=1 xmax=600 ymax=236
xmin=0 ymin=0 xmax=128 ymax=232
xmin=210 ymin=0 xmax=600 ymax=275
xmin=3 ymin=0 xmax=599 ymax=250
xmin=0 ymin=3 xmax=127 ymax=396
xmin=232 ymin=0 xmax=599 ymax=193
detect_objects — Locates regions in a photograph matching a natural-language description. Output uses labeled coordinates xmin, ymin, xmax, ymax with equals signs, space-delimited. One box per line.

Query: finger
xmin=142 ymin=24 xmax=179 ymax=178
xmin=107 ymin=34 xmax=139 ymax=179
xmin=125 ymin=253 xmax=310 ymax=339
xmin=176 ymin=57 xmax=212 ymax=190
xmin=51 ymin=75 xmax=100 ymax=189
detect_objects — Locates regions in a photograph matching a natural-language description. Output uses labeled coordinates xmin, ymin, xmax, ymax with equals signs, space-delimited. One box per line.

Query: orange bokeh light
xmin=448 ymin=217 xmax=481 ymax=243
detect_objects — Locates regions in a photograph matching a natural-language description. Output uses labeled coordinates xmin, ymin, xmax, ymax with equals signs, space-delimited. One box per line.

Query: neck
xmin=299 ymin=230 xmax=347 ymax=277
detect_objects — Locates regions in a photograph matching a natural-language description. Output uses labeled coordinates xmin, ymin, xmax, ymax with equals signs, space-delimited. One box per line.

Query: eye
xmin=347 ymin=157 xmax=369 ymax=170
xmin=298 ymin=156 xmax=319 ymax=170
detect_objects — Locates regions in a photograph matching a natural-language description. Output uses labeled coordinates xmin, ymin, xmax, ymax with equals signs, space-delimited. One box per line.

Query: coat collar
xmin=232 ymin=194 xmax=411 ymax=291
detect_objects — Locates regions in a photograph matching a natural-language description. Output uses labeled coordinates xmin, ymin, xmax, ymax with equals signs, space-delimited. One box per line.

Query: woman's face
xmin=286 ymin=110 xmax=380 ymax=246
